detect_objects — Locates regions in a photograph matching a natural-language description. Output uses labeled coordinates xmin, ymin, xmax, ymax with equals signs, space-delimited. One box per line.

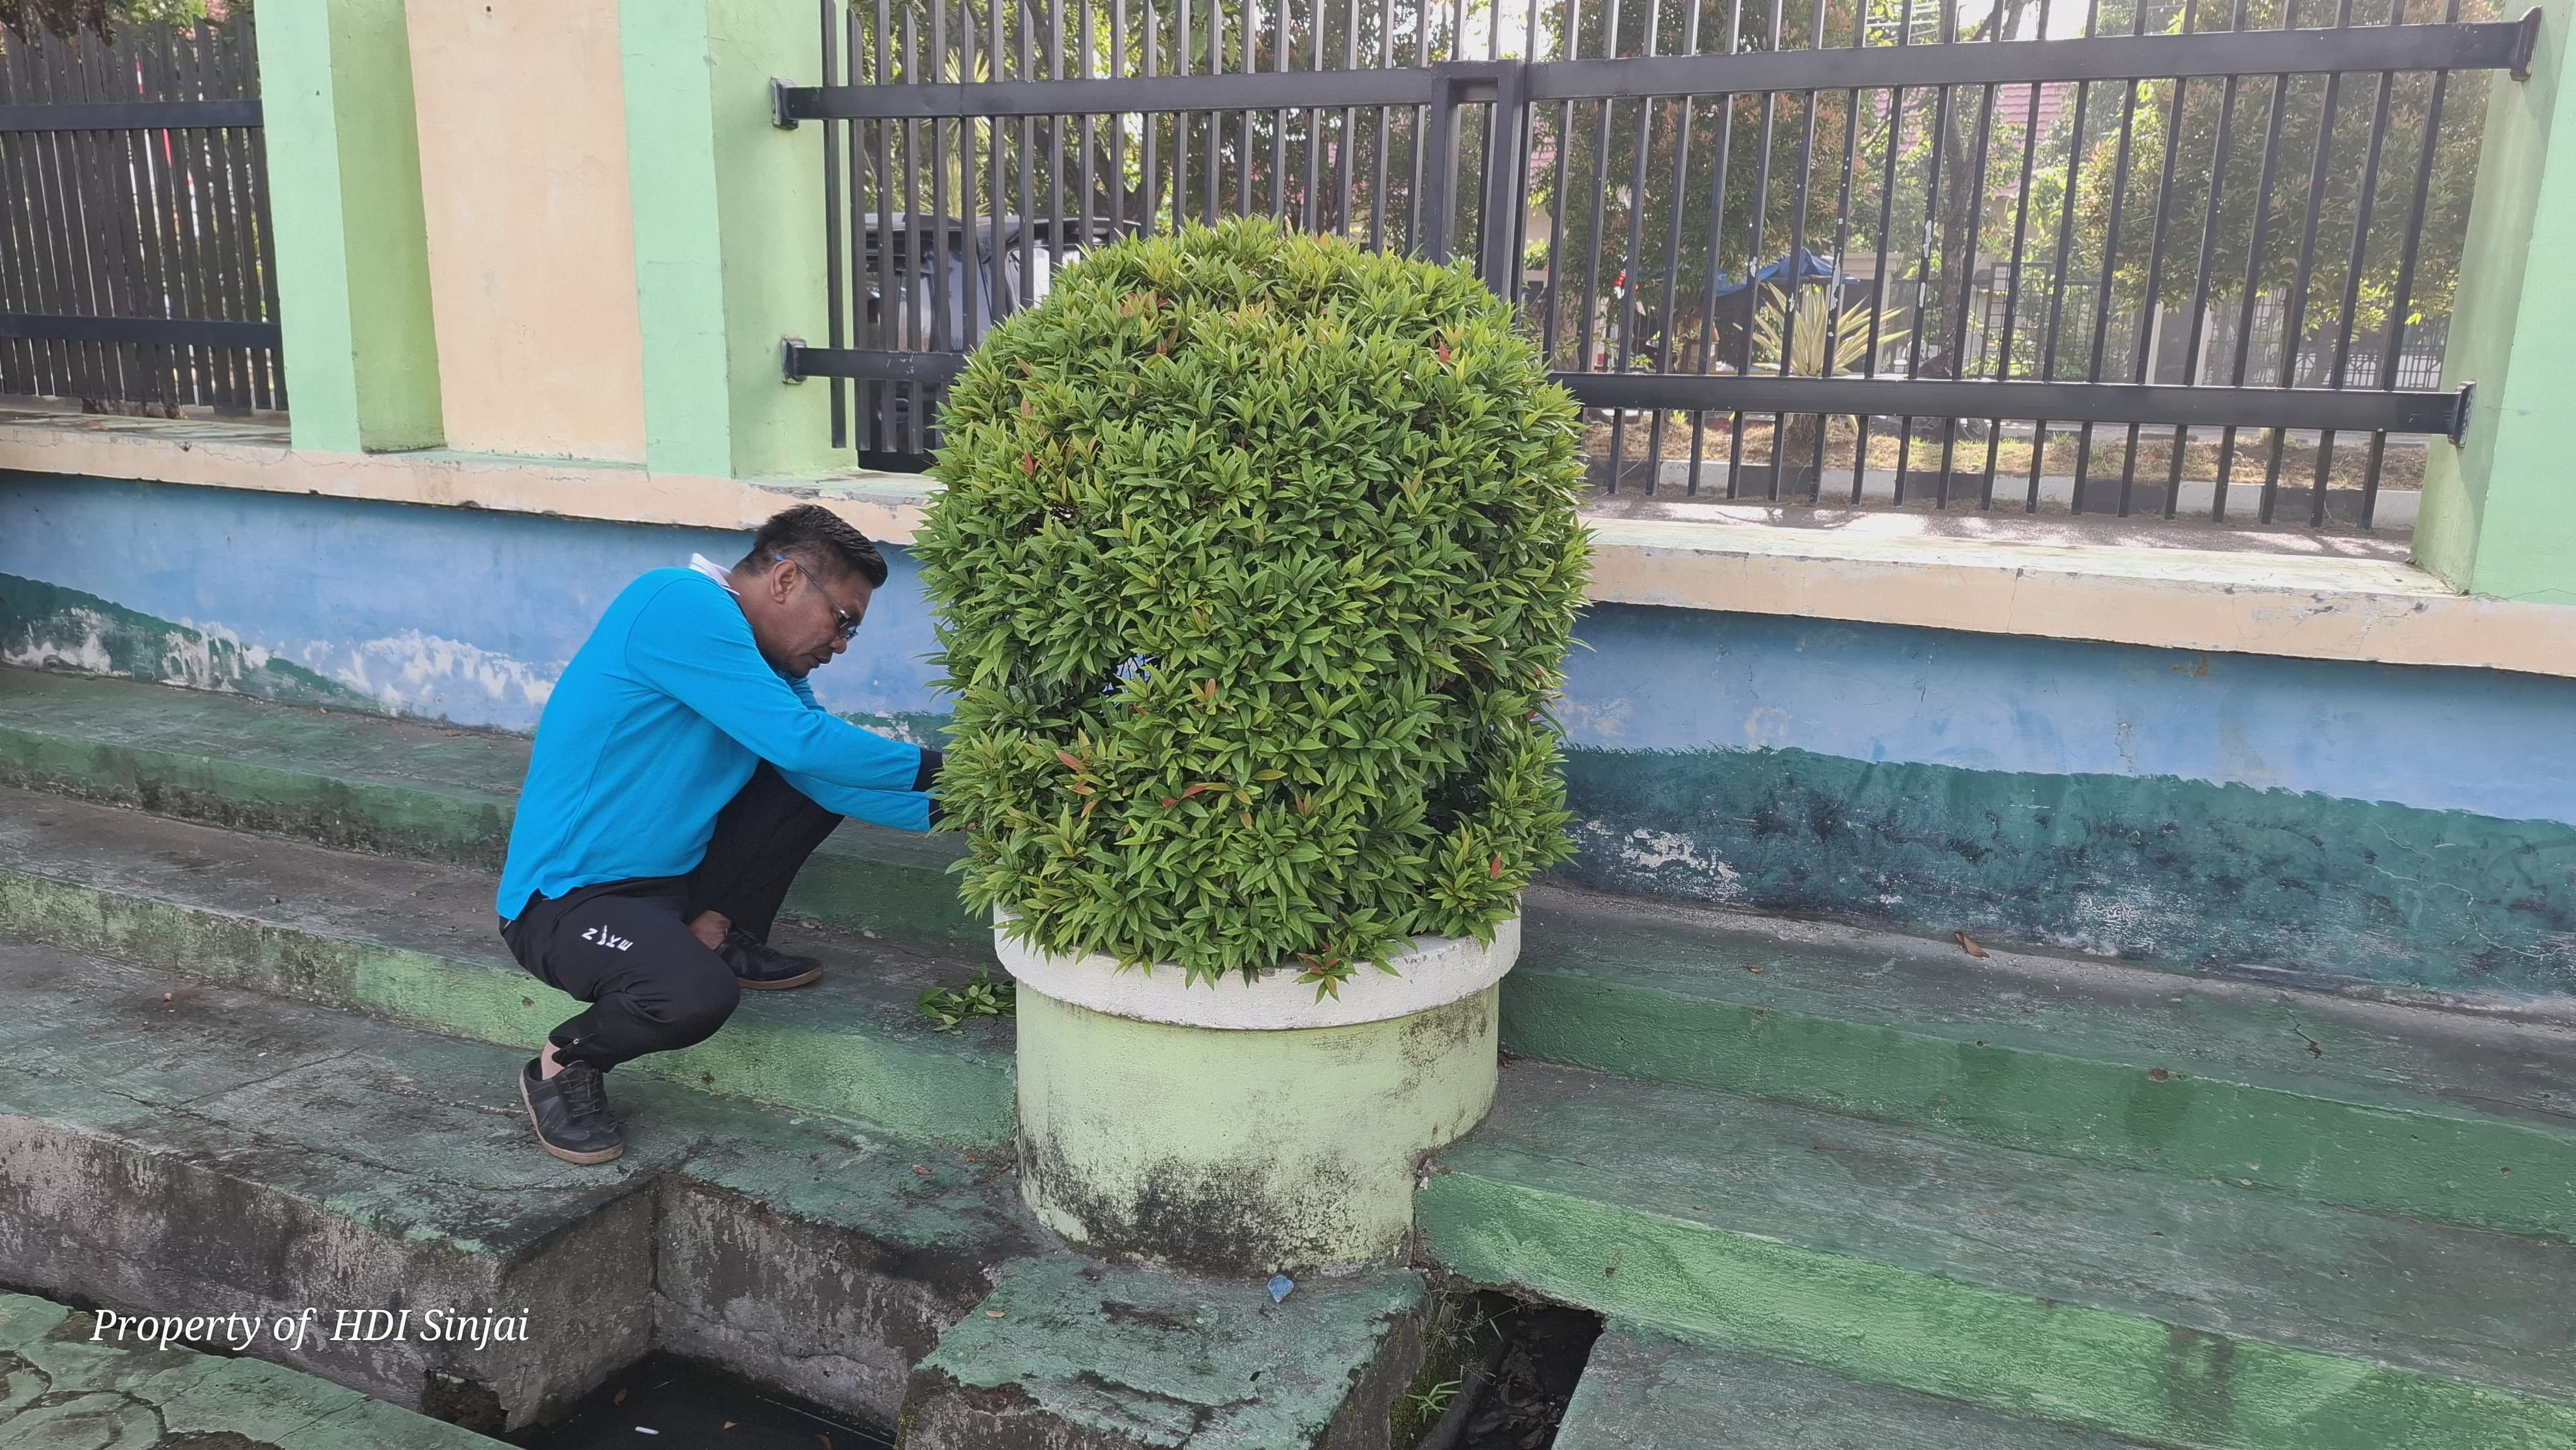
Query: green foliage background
xmin=916 ymin=217 xmax=1592 ymax=990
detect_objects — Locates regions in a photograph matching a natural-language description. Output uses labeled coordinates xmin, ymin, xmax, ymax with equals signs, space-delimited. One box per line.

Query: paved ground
xmin=0 ymin=1292 xmax=504 ymax=1448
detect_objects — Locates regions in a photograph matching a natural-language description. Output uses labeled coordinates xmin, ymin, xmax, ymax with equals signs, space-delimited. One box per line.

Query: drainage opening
xmin=1396 ymin=1284 xmax=1604 ymax=1450
xmin=508 ymin=1353 xmax=894 ymax=1450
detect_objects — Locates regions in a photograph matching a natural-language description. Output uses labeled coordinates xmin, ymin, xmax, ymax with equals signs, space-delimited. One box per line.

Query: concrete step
xmin=0 ymin=784 xmax=1014 ymax=1147
xmin=1510 ymin=884 xmax=2576 ymax=1241
xmin=0 ymin=935 xmax=1034 ymax=1435
xmin=0 ymin=666 xmax=981 ymax=948
xmin=0 ymin=935 xmax=1441 ymax=1448
xmin=1556 ymin=1327 xmax=2159 ymax=1450
xmin=0 ymin=1292 xmax=506 ymax=1448
xmin=11 ymin=667 xmax=2572 ymax=1241
xmin=1420 ymin=1062 xmax=2576 ymax=1450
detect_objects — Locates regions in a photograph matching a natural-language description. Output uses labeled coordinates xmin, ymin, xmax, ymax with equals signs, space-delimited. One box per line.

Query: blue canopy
xmin=1709 ymin=249 xmax=1840 ymax=299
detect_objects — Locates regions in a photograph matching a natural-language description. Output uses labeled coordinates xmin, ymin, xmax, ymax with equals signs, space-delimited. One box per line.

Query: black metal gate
xmin=0 ymin=15 xmax=282 ymax=415
xmin=780 ymin=0 xmax=2534 ymax=527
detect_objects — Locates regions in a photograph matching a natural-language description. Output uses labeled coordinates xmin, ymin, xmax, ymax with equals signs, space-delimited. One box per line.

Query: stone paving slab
xmin=0 ymin=1292 xmax=504 ymax=1448
xmin=904 ymin=1255 xmax=1428 ymax=1450
xmin=0 ymin=784 xmax=1012 ymax=1146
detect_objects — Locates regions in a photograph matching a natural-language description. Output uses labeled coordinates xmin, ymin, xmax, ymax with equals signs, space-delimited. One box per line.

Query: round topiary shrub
xmin=915 ymin=216 xmax=1590 ymax=991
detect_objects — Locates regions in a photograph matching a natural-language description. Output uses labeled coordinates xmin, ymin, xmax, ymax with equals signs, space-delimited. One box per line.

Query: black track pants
xmin=499 ymin=762 xmax=844 ymax=1070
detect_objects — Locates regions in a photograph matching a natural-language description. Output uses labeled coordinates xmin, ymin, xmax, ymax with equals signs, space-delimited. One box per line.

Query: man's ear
xmin=764 ymin=556 xmax=802 ymax=603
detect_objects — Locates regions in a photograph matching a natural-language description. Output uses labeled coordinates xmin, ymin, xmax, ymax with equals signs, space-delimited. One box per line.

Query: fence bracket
xmin=781 ymin=339 xmax=809 ymax=382
xmin=2510 ymin=8 xmax=2543 ymax=79
xmin=2448 ymin=382 xmax=2476 ymax=445
xmin=770 ymin=78 xmax=801 ymax=129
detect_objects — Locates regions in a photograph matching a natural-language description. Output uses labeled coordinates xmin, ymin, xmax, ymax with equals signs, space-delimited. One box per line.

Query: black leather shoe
xmin=519 ymin=1057 xmax=624 ymax=1165
xmin=720 ymin=928 xmax=824 ymax=990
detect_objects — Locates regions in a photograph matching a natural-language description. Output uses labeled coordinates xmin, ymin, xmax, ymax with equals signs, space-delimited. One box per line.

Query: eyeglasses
xmin=773 ymin=554 xmax=862 ymax=640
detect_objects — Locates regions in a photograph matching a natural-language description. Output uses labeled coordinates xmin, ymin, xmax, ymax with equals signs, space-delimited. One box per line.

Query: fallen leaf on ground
xmin=1954 ymin=930 xmax=1989 ymax=958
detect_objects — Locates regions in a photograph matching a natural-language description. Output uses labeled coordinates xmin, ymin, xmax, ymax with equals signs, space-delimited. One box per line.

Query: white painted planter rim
xmin=993 ymin=906 xmax=1521 ymax=1031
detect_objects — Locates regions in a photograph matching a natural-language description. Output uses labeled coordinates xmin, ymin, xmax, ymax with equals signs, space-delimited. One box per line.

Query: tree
xmin=0 ymin=0 xmax=239 ymax=39
xmin=1539 ymin=0 xmax=1874 ymax=373
xmin=2063 ymin=0 xmax=2490 ymax=385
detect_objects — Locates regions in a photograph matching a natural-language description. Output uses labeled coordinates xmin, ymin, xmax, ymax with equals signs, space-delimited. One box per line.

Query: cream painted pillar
xmin=405 ymin=0 xmax=650 ymax=463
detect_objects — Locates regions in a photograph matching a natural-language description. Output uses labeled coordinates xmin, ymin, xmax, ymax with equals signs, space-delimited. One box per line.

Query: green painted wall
xmin=1559 ymin=745 xmax=2576 ymax=1001
xmin=621 ymin=0 xmax=840 ymax=480
xmin=2416 ymin=0 xmax=2576 ymax=598
xmin=254 ymin=0 xmax=443 ymax=453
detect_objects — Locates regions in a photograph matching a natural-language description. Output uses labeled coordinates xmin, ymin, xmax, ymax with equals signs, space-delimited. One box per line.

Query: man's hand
xmin=688 ymin=910 xmax=732 ymax=951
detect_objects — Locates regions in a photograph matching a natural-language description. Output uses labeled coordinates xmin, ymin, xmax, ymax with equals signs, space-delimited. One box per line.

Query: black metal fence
xmin=780 ymin=0 xmax=2532 ymax=529
xmin=0 ymin=15 xmax=282 ymax=415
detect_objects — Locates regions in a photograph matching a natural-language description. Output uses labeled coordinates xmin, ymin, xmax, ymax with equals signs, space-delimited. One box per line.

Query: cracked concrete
xmin=902 ymin=1255 xmax=1429 ymax=1450
xmin=0 ymin=1292 xmax=504 ymax=1447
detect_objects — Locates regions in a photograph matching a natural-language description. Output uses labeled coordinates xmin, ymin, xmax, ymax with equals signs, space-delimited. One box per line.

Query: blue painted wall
xmin=1558 ymin=606 xmax=2576 ymax=828
xmin=0 ymin=476 xmax=945 ymax=735
xmin=8 ymin=473 xmax=2573 ymax=1000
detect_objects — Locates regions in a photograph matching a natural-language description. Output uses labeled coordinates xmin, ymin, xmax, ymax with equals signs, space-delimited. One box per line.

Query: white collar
xmin=688 ymin=553 xmax=739 ymax=596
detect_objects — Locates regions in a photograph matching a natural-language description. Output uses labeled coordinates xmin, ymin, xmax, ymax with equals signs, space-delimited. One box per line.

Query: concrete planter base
xmin=998 ymin=912 xmax=1520 ymax=1274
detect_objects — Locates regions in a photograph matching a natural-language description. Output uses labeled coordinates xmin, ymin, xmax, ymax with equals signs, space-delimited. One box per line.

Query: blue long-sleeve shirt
xmin=495 ymin=566 xmax=932 ymax=921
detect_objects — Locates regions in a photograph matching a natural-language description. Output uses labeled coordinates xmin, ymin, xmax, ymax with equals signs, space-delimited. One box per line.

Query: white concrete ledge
xmin=994 ymin=910 xmax=1522 ymax=1030
xmin=0 ymin=417 xmax=934 ymax=541
xmin=6 ymin=416 xmax=2574 ymax=679
xmin=1583 ymin=515 xmax=2576 ymax=678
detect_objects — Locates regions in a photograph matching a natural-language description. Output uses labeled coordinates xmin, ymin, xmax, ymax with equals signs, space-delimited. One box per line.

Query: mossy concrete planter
xmin=998 ymin=910 xmax=1520 ymax=1274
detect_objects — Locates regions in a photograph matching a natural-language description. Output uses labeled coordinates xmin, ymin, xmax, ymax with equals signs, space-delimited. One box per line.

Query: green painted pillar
xmin=2416 ymin=0 xmax=2576 ymax=601
xmin=621 ymin=0 xmax=842 ymax=481
xmin=254 ymin=0 xmax=443 ymax=453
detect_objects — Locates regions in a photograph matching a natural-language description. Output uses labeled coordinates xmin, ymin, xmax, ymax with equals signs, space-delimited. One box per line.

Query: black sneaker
xmin=719 ymin=928 xmax=823 ymax=990
xmin=519 ymin=1057 xmax=624 ymax=1165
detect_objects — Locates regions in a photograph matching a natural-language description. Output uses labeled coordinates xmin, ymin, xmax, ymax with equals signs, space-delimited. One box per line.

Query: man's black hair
xmin=741 ymin=504 xmax=889 ymax=590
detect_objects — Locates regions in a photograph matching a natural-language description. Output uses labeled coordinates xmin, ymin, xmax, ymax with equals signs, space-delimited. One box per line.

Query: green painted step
xmin=0 ymin=1292 xmax=505 ymax=1448
xmin=1556 ymin=1327 xmax=2159 ymax=1449
xmin=16 ymin=668 xmax=2575 ymax=1242
xmin=0 ymin=666 xmax=982 ymax=947
xmin=0 ymin=782 xmax=1015 ymax=1146
xmin=0 ymin=935 xmax=1033 ymax=1432
xmin=1510 ymin=884 xmax=2576 ymax=1242
xmin=1419 ymin=1062 xmax=2576 ymax=1450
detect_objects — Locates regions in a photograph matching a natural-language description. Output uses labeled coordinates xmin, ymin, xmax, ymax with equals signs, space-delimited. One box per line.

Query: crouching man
xmin=495 ymin=505 xmax=941 ymax=1163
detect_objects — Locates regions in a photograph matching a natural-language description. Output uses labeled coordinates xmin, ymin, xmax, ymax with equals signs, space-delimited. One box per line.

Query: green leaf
xmin=914 ymin=217 xmax=1591 ymax=982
